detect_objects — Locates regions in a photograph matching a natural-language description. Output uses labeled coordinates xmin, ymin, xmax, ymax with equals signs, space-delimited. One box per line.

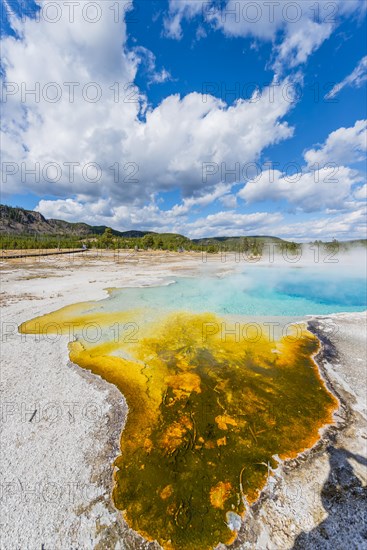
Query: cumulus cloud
xmin=0 ymin=0 xmax=295 ymax=205
xmin=238 ymin=121 xmax=367 ymax=213
xmin=36 ymin=198 xmax=178 ymax=232
xmin=304 ymin=120 xmax=367 ymax=166
xmin=1 ymin=0 xmax=140 ymax=199
xmin=238 ymin=166 xmax=362 ymax=212
xmin=187 ymin=211 xmax=283 ymax=238
xmin=219 ymin=194 xmax=237 ymax=209
xmin=36 ymin=197 xmax=283 ymax=238
xmin=169 ymin=183 xmax=234 ymax=216
xmin=354 ymin=184 xmax=367 ymax=200
xmin=270 ymin=204 xmax=367 ymax=241
xmin=36 ymin=195 xmax=367 ymax=241
xmin=274 ymin=17 xmax=331 ymax=69
xmin=164 ymin=0 xmax=366 ymax=70
xmin=325 ymin=56 xmax=367 ymax=99
xmin=163 ymin=0 xmax=203 ymax=39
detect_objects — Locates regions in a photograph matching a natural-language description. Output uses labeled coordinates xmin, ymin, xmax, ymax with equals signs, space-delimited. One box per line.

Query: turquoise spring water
xmin=103 ymin=264 xmax=367 ymax=317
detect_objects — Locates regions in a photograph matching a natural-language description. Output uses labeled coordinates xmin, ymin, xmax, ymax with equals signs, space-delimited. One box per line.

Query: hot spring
xmin=19 ymin=259 xmax=366 ymax=549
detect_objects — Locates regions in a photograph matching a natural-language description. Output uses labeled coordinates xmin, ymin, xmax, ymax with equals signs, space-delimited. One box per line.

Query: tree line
xmin=0 ymin=228 xmax=346 ymax=256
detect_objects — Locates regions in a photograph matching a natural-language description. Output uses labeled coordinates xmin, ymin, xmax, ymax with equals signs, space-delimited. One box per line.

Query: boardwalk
xmin=1 ymin=248 xmax=87 ymax=260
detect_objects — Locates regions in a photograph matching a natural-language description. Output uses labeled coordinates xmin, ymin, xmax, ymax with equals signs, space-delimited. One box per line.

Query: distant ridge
xmin=0 ymin=204 xmax=152 ymax=238
xmin=0 ymin=205 xmax=366 ymax=246
xmin=1 ymin=204 xmax=286 ymax=242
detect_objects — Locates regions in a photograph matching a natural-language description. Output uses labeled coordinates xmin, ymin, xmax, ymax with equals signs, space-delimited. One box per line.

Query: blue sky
xmin=1 ymin=0 xmax=366 ymax=239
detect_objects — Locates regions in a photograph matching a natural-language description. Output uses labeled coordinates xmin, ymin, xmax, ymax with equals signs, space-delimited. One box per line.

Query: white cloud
xmin=169 ymin=183 xmax=233 ymax=216
xmin=195 ymin=25 xmax=207 ymax=41
xmin=304 ymin=120 xmax=367 ymax=166
xmin=163 ymin=0 xmax=203 ymax=39
xmin=325 ymin=56 xmax=367 ymax=99
xmin=274 ymin=18 xmax=332 ymax=70
xmin=150 ymin=68 xmax=173 ymax=84
xmin=36 ymin=198 xmax=171 ymax=231
xmin=238 ymin=166 xmax=362 ymax=212
xmin=36 ymin=197 xmax=283 ymax=238
xmin=164 ymin=0 xmax=366 ymax=70
xmin=270 ymin=204 xmax=367 ymax=241
xmin=238 ymin=121 xmax=367 ymax=213
xmin=354 ymin=184 xmax=367 ymax=201
xmin=1 ymin=0 xmax=141 ymax=199
xmin=36 ymin=196 xmax=367 ymax=241
xmin=219 ymin=194 xmax=237 ymax=209
xmin=187 ymin=210 xmax=283 ymax=238
xmin=0 ymin=2 xmax=295 ymax=204
xmin=133 ymin=46 xmax=173 ymax=84
xmin=209 ymin=1 xmax=334 ymax=70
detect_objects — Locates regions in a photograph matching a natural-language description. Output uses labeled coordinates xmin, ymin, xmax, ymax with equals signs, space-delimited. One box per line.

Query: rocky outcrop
xmin=0 ymin=204 xmax=133 ymax=237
